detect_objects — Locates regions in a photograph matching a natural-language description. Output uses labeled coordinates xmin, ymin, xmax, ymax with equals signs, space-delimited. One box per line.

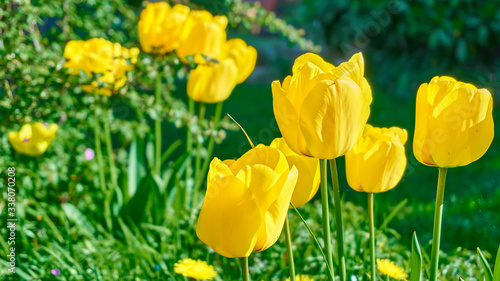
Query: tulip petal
xmin=196 ymin=176 xmax=262 ymax=258
xmin=253 ymin=166 xmax=298 ymax=252
xmin=299 ymin=77 xmax=369 ymax=159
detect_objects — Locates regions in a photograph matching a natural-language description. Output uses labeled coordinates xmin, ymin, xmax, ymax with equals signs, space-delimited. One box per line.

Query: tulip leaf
xmin=410 ymin=232 xmax=422 ymax=281
xmin=62 ymin=203 xmax=96 ymax=237
xmin=380 ymin=198 xmax=408 ymax=230
xmin=127 ymin=138 xmax=138 ymax=200
xmin=161 ymin=139 xmax=182 ymax=168
xmin=121 ymin=173 xmax=158 ymax=224
xmin=478 ymin=247 xmax=493 ymax=281
xmin=494 ymin=246 xmax=500 ymax=281
xmin=290 ymin=202 xmax=335 ymax=280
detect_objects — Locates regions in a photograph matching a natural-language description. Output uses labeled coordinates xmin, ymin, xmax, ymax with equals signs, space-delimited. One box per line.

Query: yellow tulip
xmin=222 ymin=38 xmax=257 ymax=84
xmin=270 ymin=138 xmax=320 ymax=208
xmin=413 ymin=76 xmax=494 ymax=167
xmin=177 ymin=10 xmax=227 ymax=62
xmin=8 ymin=122 xmax=58 ymax=156
xmin=196 ymin=144 xmax=298 ymax=258
xmin=272 ymin=52 xmax=372 ymax=159
xmin=138 ymin=2 xmax=190 ymax=54
xmin=345 ymin=125 xmax=407 ymax=193
xmin=187 ymin=58 xmax=238 ymax=103
xmin=64 ymin=38 xmax=139 ymax=95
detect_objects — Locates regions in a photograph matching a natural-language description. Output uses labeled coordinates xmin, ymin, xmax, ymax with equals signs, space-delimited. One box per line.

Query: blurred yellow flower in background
xmin=8 ymin=122 xmax=58 ymax=156
xmin=270 ymin=137 xmax=320 ymax=208
xmin=222 ymin=38 xmax=257 ymax=84
xmin=286 ymin=275 xmax=314 ymax=281
xmin=413 ymin=76 xmax=494 ymax=168
xmin=377 ymin=259 xmax=408 ymax=279
xmin=64 ymin=38 xmax=139 ymax=95
xmin=177 ymin=10 xmax=227 ymax=62
xmin=138 ymin=2 xmax=190 ymax=54
xmin=196 ymin=145 xmax=298 ymax=258
xmin=174 ymin=258 xmax=217 ymax=280
xmin=187 ymin=58 xmax=238 ymax=103
xmin=272 ymin=52 xmax=372 ymax=159
xmin=346 ymin=125 xmax=407 ymax=193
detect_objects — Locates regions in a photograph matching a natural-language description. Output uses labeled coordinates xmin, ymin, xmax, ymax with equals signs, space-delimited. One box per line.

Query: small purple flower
xmin=23 ymin=138 xmax=29 ymax=142
xmin=44 ymin=122 xmax=49 ymax=127
xmin=51 ymin=268 xmax=61 ymax=276
xmin=85 ymin=148 xmax=95 ymax=160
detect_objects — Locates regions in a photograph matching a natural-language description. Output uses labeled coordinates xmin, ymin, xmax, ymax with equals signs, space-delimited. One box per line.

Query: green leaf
xmin=62 ymin=203 xmax=96 ymax=237
xmin=456 ymin=39 xmax=467 ymax=63
xmin=380 ymin=198 xmax=408 ymax=230
xmin=494 ymin=246 xmax=500 ymax=281
xmin=478 ymin=247 xmax=493 ymax=281
xmin=410 ymin=232 xmax=423 ymax=281
xmin=121 ymin=173 xmax=158 ymax=224
xmin=161 ymin=139 xmax=182 ymax=166
xmin=127 ymin=138 xmax=138 ymax=199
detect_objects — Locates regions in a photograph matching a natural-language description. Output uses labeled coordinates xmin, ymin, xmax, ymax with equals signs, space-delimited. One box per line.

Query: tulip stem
xmin=194 ymin=101 xmax=224 ymax=191
xmin=320 ymin=159 xmax=334 ymax=281
xmin=430 ymin=167 xmax=448 ymax=281
xmin=194 ymin=102 xmax=206 ymax=179
xmin=240 ymin=257 xmax=250 ymax=281
xmin=185 ymin=98 xmax=195 ymax=208
xmin=93 ymin=102 xmax=106 ymax=193
xmin=102 ymin=108 xmax=117 ymax=188
xmin=368 ymin=193 xmax=376 ymax=281
xmin=284 ymin=215 xmax=296 ymax=281
xmin=154 ymin=73 xmax=162 ymax=175
xmin=329 ymin=158 xmax=346 ymax=281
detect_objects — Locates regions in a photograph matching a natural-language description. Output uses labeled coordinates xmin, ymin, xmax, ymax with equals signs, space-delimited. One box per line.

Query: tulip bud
xmin=413 ymin=76 xmax=494 ymax=167
xmin=177 ymin=11 xmax=227 ymax=62
xmin=346 ymin=125 xmax=407 ymax=193
xmin=8 ymin=122 xmax=58 ymax=156
xmin=272 ymin=52 xmax=372 ymax=159
xmin=187 ymin=58 xmax=238 ymax=103
xmin=270 ymin=138 xmax=320 ymax=208
xmin=196 ymin=145 xmax=298 ymax=258
xmin=222 ymin=38 xmax=257 ymax=84
xmin=138 ymin=2 xmax=190 ymax=54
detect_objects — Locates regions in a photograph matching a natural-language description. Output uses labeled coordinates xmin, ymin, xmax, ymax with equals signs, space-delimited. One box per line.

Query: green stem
xmin=194 ymin=101 xmax=223 ymax=190
xmin=240 ymin=256 xmax=250 ymax=281
xmin=320 ymin=159 xmax=334 ymax=281
xmin=185 ymin=98 xmax=195 ymax=208
xmin=430 ymin=167 xmax=448 ymax=281
xmin=93 ymin=103 xmax=106 ymax=192
xmin=329 ymin=158 xmax=346 ymax=281
xmin=102 ymin=108 xmax=117 ymax=188
xmin=368 ymin=193 xmax=376 ymax=281
xmin=194 ymin=102 xmax=206 ymax=179
xmin=154 ymin=74 xmax=162 ymax=175
xmin=284 ymin=215 xmax=296 ymax=281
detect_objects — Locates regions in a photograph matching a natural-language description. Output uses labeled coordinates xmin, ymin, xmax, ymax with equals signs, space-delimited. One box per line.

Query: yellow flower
xmin=8 ymin=122 xmax=58 ymax=156
xmin=174 ymin=258 xmax=217 ymax=280
xmin=272 ymin=52 xmax=372 ymax=159
xmin=196 ymin=145 xmax=298 ymax=258
xmin=413 ymin=76 xmax=494 ymax=167
xmin=270 ymin=138 xmax=320 ymax=208
xmin=377 ymin=259 xmax=408 ymax=279
xmin=177 ymin=10 xmax=227 ymax=62
xmin=64 ymin=38 xmax=139 ymax=95
xmin=221 ymin=38 xmax=257 ymax=84
xmin=187 ymin=58 xmax=238 ymax=103
xmin=345 ymin=125 xmax=407 ymax=193
xmin=286 ymin=275 xmax=314 ymax=281
xmin=138 ymin=2 xmax=190 ymax=54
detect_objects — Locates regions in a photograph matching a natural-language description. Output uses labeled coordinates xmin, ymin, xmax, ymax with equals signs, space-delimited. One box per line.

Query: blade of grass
xmin=478 ymin=247 xmax=493 ymax=281
xmin=410 ymin=232 xmax=423 ymax=281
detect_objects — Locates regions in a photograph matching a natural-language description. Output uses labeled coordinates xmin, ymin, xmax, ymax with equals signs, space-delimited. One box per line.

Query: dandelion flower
xmin=377 ymin=259 xmax=408 ymax=279
xmin=174 ymin=258 xmax=217 ymax=280
xmin=286 ymin=275 xmax=314 ymax=281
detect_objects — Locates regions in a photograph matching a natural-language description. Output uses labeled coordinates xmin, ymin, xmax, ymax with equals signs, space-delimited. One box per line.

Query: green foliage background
xmin=0 ymin=0 xmax=499 ymax=280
